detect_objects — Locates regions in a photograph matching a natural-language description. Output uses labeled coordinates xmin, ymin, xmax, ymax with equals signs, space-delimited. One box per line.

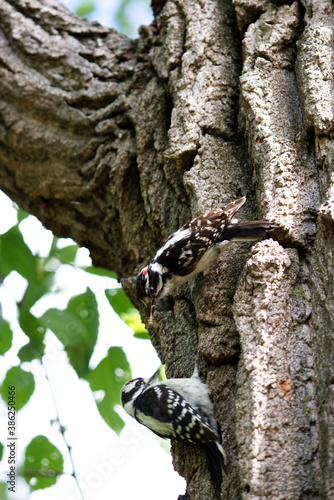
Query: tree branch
xmin=0 ymin=0 xmax=188 ymax=276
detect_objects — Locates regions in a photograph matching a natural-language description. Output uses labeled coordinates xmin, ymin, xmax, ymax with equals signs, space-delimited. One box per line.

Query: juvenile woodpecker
xmin=136 ymin=197 xmax=277 ymax=324
xmin=121 ymin=366 xmax=226 ymax=481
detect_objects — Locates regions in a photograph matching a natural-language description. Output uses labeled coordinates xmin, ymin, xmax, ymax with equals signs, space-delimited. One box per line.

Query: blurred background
xmin=0 ymin=1 xmax=187 ymax=499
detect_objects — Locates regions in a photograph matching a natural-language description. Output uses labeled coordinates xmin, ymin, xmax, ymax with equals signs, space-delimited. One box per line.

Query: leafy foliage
xmin=88 ymin=347 xmax=131 ymax=433
xmin=0 ymin=0 xmax=156 ymax=496
xmin=75 ymin=0 xmax=95 ymax=18
xmin=0 ymin=366 xmax=35 ymax=411
xmin=106 ymin=288 xmax=149 ymax=339
xmin=18 ymin=310 xmax=46 ymax=362
xmin=0 ymin=311 xmax=13 ymax=355
xmin=115 ymin=0 xmax=152 ymax=38
xmin=0 ymin=224 xmax=39 ymax=283
xmin=23 ymin=435 xmax=64 ymax=490
xmin=0 ymin=482 xmax=9 ymax=500
xmin=41 ymin=288 xmax=99 ymax=378
xmin=0 ymin=200 xmax=149 ymax=492
xmin=83 ymin=266 xmax=117 ymax=279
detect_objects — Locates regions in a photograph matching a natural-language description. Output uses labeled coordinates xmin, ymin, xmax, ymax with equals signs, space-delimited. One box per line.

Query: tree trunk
xmin=1 ymin=0 xmax=333 ymax=498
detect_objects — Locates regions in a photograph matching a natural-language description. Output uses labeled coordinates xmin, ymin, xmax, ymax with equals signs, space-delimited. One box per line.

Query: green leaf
xmin=19 ymin=310 xmax=46 ymax=340
xmin=0 ymin=225 xmax=57 ymax=310
xmin=23 ymin=435 xmax=63 ymax=491
xmin=43 ymin=240 xmax=78 ymax=271
xmin=49 ymin=235 xmax=60 ymax=255
xmin=120 ymin=310 xmax=148 ymax=338
xmin=40 ymin=288 xmax=99 ymax=377
xmin=0 ymin=482 xmax=9 ymax=500
xmin=17 ymin=310 xmax=46 ymax=361
xmin=0 ymin=303 xmax=13 ymax=355
xmin=133 ymin=330 xmax=150 ymax=340
xmin=18 ymin=340 xmax=45 ymax=362
xmin=0 ymin=366 xmax=35 ymax=411
xmin=0 ymin=442 xmax=4 ymax=461
xmin=115 ymin=0 xmax=133 ymax=36
xmin=105 ymin=288 xmax=148 ymax=338
xmin=105 ymin=288 xmax=134 ymax=316
xmin=83 ymin=266 xmax=117 ymax=279
xmin=53 ymin=245 xmax=78 ymax=265
xmin=87 ymin=347 xmax=131 ymax=434
xmin=0 ymin=318 xmax=13 ymax=355
xmin=76 ymin=1 xmax=95 ymax=17
xmin=0 ymin=225 xmax=38 ymax=282
xmin=21 ymin=270 xmax=55 ymax=311
xmin=16 ymin=207 xmax=29 ymax=223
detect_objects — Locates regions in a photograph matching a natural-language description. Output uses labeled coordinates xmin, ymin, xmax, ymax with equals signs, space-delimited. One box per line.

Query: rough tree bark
xmin=0 ymin=0 xmax=333 ymax=499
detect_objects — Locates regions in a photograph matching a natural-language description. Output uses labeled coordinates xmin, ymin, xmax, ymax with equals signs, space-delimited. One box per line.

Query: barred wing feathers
xmin=133 ymin=384 xmax=220 ymax=444
xmin=154 ymin=198 xmax=246 ymax=276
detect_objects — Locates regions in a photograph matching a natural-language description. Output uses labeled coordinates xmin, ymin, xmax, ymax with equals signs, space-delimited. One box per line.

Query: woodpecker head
xmin=121 ymin=378 xmax=146 ymax=416
xmin=121 ymin=369 xmax=160 ymax=416
xmin=136 ymin=264 xmax=164 ymax=303
xmin=136 ymin=266 xmax=152 ymax=303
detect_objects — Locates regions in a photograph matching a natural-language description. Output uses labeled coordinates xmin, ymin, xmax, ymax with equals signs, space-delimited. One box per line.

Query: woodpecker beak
xmin=147 ymin=300 xmax=155 ymax=327
xmin=147 ymin=368 xmax=160 ymax=384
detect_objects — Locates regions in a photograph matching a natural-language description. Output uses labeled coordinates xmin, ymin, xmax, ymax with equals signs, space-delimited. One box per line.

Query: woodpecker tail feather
xmin=204 ymin=442 xmax=227 ymax=483
xmin=222 ymin=220 xmax=278 ymax=241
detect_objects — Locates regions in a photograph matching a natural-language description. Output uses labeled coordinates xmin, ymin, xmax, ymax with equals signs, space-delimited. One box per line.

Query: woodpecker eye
xmin=149 ymin=286 xmax=155 ymax=296
xmin=135 ymin=380 xmax=142 ymax=388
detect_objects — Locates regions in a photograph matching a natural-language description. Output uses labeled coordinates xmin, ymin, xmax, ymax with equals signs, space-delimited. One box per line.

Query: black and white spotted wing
xmin=133 ymin=384 xmax=220 ymax=444
xmin=154 ymin=197 xmax=246 ymax=276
